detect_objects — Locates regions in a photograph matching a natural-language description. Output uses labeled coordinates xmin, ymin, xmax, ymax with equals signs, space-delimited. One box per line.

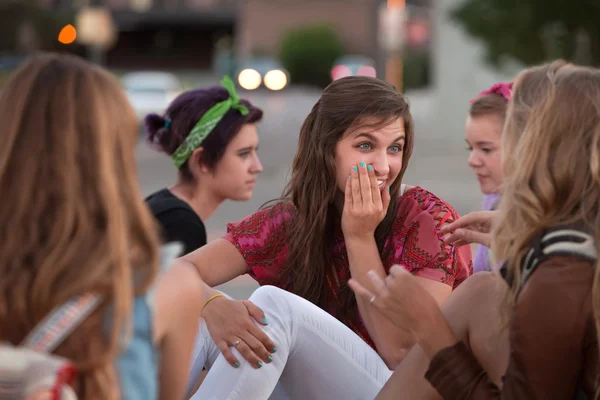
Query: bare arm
xmin=346 ymin=236 xmax=451 ymax=368
xmin=153 ymin=262 xmax=205 ymax=400
xmin=371 ymin=272 xmax=509 ymax=400
xmin=176 ymin=238 xmax=249 ymax=303
xmin=169 ymin=238 xmax=276 ymax=373
xmin=342 ymin=168 xmax=455 ymax=367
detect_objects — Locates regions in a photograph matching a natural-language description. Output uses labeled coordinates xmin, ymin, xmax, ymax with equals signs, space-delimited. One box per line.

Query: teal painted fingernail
xmin=353 ymin=166 xmax=358 ymax=172
xmin=359 ymin=161 xmax=366 ymax=168
xmin=272 ymin=347 xmax=277 ymax=353
xmin=262 ymin=317 xmax=269 ymax=325
xmin=257 ymin=361 xmax=263 ymax=368
xmin=267 ymin=356 xmax=273 ymax=363
xmin=367 ymin=164 xmax=373 ymax=171
xmin=387 ymin=186 xmax=390 ymax=193
xmin=234 ymin=362 xmax=240 ymax=368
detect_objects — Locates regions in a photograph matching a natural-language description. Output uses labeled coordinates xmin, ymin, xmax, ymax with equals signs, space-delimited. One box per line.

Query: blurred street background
xmin=4 ymin=0 xmax=599 ymax=297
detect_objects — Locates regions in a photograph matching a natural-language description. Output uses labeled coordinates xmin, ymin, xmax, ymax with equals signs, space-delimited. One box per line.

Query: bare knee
xmin=442 ymin=273 xmax=510 ymax=385
xmin=463 ymin=271 xmax=506 ymax=291
xmin=440 ymin=272 xmax=509 ymax=340
xmin=451 ymin=272 xmax=508 ymax=307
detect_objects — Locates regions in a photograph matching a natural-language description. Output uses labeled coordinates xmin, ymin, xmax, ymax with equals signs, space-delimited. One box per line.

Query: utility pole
xmin=376 ymin=0 xmax=406 ymax=91
xmin=373 ymin=0 xmax=386 ymax=81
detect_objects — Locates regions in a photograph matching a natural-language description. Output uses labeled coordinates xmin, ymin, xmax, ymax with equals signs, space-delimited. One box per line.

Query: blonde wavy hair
xmin=493 ymin=60 xmax=600 ymax=394
xmin=0 ymin=53 xmax=160 ymax=399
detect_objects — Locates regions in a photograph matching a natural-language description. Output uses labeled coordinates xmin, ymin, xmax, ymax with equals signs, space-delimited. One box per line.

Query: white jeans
xmin=186 ymin=286 xmax=392 ymax=400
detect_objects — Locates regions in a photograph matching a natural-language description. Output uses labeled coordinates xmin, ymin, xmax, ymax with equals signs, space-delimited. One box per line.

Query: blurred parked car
xmin=330 ymin=55 xmax=376 ymax=81
xmin=236 ymin=57 xmax=289 ymax=91
xmin=121 ymin=71 xmax=183 ymax=121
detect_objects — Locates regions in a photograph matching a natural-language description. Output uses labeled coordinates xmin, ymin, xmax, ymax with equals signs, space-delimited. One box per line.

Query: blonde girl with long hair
xmin=352 ymin=60 xmax=600 ymax=399
xmin=0 ymin=53 xmax=204 ymax=400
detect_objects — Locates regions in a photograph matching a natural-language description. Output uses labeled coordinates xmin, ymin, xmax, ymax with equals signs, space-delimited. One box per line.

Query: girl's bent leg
xmin=185 ymin=318 xmax=290 ymax=400
xmin=193 ymin=285 xmax=392 ymax=400
xmin=185 ymin=320 xmax=220 ymax=398
xmin=185 ymin=291 xmax=233 ymax=399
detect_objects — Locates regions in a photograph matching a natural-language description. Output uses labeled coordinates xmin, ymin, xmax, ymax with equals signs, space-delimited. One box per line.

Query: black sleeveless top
xmin=145 ymin=189 xmax=207 ymax=255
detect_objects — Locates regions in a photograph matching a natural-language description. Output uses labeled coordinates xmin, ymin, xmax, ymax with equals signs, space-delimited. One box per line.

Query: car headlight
xmin=238 ymin=69 xmax=262 ymax=90
xmin=264 ymin=69 xmax=288 ymax=91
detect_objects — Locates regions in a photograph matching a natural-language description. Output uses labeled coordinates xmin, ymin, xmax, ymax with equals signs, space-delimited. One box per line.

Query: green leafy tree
xmin=278 ymin=24 xmax=345 ymax=88
xmin=450 ymin=0 xmax=600 ymax=67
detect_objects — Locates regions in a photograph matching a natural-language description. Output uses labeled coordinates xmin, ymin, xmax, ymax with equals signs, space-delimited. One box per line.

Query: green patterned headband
xmin=172 ymin=75 xmax=249 ymax=168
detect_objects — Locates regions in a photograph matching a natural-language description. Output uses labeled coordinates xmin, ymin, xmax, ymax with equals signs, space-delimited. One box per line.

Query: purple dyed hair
xmin=145 ymin=86 xmax=263 ymax=181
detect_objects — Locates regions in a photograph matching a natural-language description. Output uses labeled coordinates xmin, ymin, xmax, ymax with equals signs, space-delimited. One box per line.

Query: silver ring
xmin=369 ymin=295 xmax=376 ymax=305
xmin=232 ymin=339 xmax=241 ymax=347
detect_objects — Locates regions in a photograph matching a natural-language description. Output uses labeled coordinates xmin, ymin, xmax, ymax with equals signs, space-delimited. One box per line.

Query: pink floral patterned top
xmin=224 ymin=186 xmax=473 ymax=349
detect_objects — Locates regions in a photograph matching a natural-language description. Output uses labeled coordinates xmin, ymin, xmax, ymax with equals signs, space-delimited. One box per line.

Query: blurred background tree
xmin=0 ymin=0 xmax=74 ymax=55
xmin=278 ymin=24 xmax=345 ymax=88
xmin=403 ymin=47 xmax=430 ymax=90
xmin=451 ymin=0 xmax=600 ymax=67
xmin=0 ymin=0 xmax=75 ymax=86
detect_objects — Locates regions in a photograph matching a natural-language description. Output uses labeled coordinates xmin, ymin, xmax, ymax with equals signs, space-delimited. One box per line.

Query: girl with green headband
xmin=144 ymin=76 xmax=264 ymax=255
xmin=181 ymin=76 xmax=472 ymax=399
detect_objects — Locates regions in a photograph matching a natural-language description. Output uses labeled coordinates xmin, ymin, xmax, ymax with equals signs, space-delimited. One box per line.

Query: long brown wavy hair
xmin=272 ymin=76 xmax=414 ymax=321
xmin=493 ymin=60 xmax=600 ymax=396
xmin=0 ymin=53 xmax=160 ymax=399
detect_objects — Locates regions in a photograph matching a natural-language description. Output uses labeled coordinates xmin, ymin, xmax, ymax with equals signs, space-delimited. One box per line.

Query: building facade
xmin=39 ymin=0 xmax=236 ymax=69
xmin=36 ymin=0 xmax=428 ymax=72
xmin=236 ymin=0 xmax=379 ymax=60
